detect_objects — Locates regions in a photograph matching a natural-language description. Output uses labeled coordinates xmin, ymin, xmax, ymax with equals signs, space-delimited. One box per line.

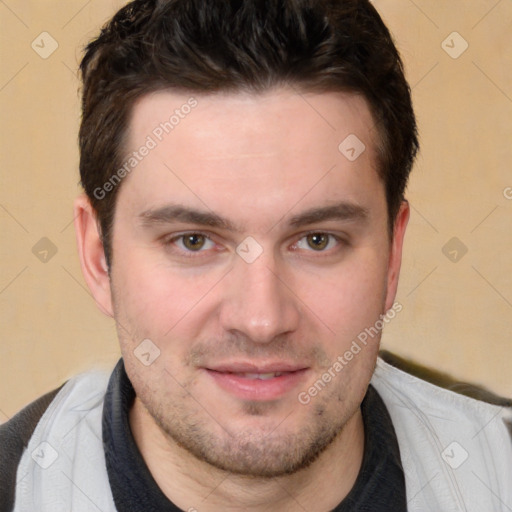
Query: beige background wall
xmin=1 ymin=0 xmax=511 ymax=422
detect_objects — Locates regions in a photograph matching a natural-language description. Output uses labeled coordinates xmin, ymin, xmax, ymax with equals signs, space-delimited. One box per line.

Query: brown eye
xmin=306 ymin=233 xmax=329 ymax=251
xmin=182 ymin=234 xmax=206 ymax=251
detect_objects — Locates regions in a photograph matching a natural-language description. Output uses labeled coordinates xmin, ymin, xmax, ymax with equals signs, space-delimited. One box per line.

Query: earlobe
xmin=73 ymin=194 xmax=114 ymax=317
xmin=384 ymin=200 xmax=410 ymax=311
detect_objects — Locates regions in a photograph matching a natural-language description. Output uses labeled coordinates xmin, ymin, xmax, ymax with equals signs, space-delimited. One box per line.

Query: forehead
xmin=128 ymin=87 xmax=377 ymax=157
xmin=119 ymin=88 xmax=384 ymax=229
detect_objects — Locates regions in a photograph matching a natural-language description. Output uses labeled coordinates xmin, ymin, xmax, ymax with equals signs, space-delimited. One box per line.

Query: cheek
xmin=293 ymin=252 xmax=389 ymax=342
xmin=294 ymin=255 xmax=387 ymax=406
xmin=111 ymin=246 xmax=227 ymax=342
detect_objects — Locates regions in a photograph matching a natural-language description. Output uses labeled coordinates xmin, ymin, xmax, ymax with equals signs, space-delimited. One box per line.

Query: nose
xmin=219 ymin=252 xmax=301 ymax=344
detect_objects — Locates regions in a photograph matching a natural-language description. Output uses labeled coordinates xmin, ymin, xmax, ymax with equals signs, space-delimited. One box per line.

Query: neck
xmin=129 ymin=397 xmax=365 ymax=512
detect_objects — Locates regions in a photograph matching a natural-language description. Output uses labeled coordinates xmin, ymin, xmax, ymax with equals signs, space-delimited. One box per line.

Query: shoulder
xmin=0 ymin=385 xmax=65 ymax=512
xmin=378 ymin=349 xmax=512 ymax=407
xmin=373 ymin=350 xmax=512 ymax=443
xmin=0 ymin=369 xmax=111 ymax=512
xmin=373 ymin=351 xmax=512 ymax=509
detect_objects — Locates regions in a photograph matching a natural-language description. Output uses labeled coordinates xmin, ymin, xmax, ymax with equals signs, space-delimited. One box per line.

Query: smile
xmin=237 ymin=372 xmax=287 ymax=380
xmin=204 ymin=367 xmax=309 ymax=401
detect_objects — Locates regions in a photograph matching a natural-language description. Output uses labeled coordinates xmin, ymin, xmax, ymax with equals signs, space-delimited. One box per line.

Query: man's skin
xmin=74 ymin=87 xmax=409 ymax=511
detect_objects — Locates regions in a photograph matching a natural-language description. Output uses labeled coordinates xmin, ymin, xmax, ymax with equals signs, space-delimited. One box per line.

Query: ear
xmin=73 ymin=194 xmax=114 ymax=317
xmin=384 ymin=200 xmax=410 ymax=311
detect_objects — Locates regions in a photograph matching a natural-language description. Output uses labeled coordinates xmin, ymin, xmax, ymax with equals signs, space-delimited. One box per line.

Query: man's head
xmin=75 ymin=0 xmax=417 ymax=479
xmin=79 ymin=0 xmax=418 ymax=267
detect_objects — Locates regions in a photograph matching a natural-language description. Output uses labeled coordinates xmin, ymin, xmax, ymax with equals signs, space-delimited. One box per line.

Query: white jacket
xmin=12 ymin=358 xmax=512 ymax=511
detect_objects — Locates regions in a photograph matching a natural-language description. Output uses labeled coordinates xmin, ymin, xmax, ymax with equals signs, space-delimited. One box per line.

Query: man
xmin=1 ymin=0 xmax=511 ymax=510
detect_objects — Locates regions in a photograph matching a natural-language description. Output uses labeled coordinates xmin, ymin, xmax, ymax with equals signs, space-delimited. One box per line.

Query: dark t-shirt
xmin=103 ymin=359 xmax=407 ymax=511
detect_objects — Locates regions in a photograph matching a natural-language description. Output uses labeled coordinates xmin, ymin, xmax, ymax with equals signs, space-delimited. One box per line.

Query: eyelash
xmin=163 ymin=231 xmax=346 ymax=258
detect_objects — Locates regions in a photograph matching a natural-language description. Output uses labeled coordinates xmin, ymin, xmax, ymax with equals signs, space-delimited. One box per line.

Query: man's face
xmin=107 ymin=88 xmax=405 ymax=477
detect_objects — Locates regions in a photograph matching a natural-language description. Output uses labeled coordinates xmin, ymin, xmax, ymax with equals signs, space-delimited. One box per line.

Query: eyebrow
xmin=138 ymin=205 xmax=241 ymax=232
xmin=288 ymin=202 xmax=369 ymax=227
xmin=137 ymin=201 xmax=369 ymax=232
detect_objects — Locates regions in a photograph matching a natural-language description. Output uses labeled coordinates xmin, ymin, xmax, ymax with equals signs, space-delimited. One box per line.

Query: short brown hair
xmin=79 ymin=0 xmax=419 ymax=266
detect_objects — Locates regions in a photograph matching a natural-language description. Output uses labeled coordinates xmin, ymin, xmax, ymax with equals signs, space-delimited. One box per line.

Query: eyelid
xmin=296 ymin=232 xmax=339 ymax=248
xmin=163 ymin=231 xmax=217 ymax=254
xmin=163 ymin=230 xmax=212 ymax=241
xmin=161 ymin=229 xmax=348 ymax=258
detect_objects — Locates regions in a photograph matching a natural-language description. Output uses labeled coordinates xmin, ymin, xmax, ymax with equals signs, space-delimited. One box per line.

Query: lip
xmin=203 ymin=362 xmax=309 ymax=401
xmin=207 ymin=361 xmax=307 ymax=373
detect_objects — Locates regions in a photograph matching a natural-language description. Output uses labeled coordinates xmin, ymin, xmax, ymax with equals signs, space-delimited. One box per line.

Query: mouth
xmin=226 ymin=371 xmax=290 ymax=380
xmin=203 ymin=364 xmax=309 ymax=401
